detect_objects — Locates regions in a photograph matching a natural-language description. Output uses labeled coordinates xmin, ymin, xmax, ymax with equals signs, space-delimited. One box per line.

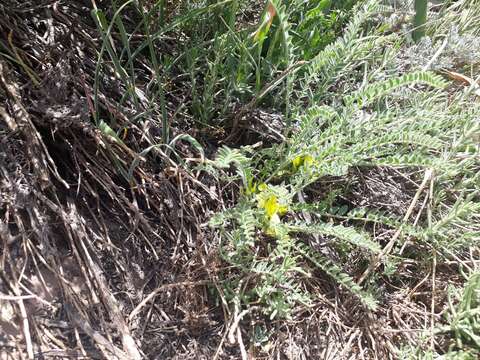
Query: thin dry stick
xmin=0 ymin=294 xmax=36 ymax=301
xmin=0 ymin=105 xmax=17 ymax=131
xmin=18 ymin=299 xmax=34 ymax=359
xmin=399 ymin=190 xmax=430 ymax=255
xmin=74 ymin=327 xmax=88 ymax=358
xmin=212 ymin=320 xmax=231 ymax=360
xmin=422 ymin=35 xmax=449 ymax=71
xmin=228 ymin=309 xmax=252 ymax=345
xmin=0 ymin=271 xmax=34 ymax=360
xmin=430 ymin=250 xmax=437 ymax=351
xmin=75 ymin=234 xmax=142 ymax=360
xmin=338 ymin=328 xmax=361 ymax=359
xmin=213 ymin=317 xmax=233 ymax=360
xmin=214 ymin=283 xmax=253 ymax=360
xmin=408 ymin=271 xmax=431 ymax=299
xmin=358 ymin=168 xmax=433 ymax=285
xmin=428 ymin=171 xmax=437 ymax=350
xmin=128 ymin=280 xmax=210 ymax=322
xmin=237 ymin=327 xmax=248 ymax=360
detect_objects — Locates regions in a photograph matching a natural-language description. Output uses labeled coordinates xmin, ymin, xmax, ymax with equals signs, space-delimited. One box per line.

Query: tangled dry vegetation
xmin=0 ymin=1 xmax=479 ymax=359
xmin=0 ymin=1 xmax=227 ymax=359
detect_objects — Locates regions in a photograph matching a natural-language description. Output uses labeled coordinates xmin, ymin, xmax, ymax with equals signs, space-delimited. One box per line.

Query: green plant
xmin=413 ymin=0 xmax=428 ymax=42
xmin=443 ymin=271 xmax=480 ymax=354
xmin=88 ymin=0 xmax=480 ymax=350
xmin=172 ymin=0 xmax=361 ymax=131
xmin=208 ymin=68 xmax=450 ymax=317
xmin=208 ymin=0 xmax=480 ymax=323
xmin=292 ymin=0 xmax=358 ymax=60
xmin=4 ymin=0 xmax=480 ymax=358
xmin=401 ymin=271 xmax=480 ymax=359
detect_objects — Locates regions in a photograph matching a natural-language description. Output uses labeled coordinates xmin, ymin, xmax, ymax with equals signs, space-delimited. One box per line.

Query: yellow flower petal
xmin=258 ymin=183 xmax=267 ymax=191
xmin=277 ymin=204 xmax=288 ymax=216
xmin=292 ymin=155 xmax=303 ymax=169
xmin=264 ymin=195 xmax=278 ymax=218
xmin=303 ymin=155 xmax=314 ymax=167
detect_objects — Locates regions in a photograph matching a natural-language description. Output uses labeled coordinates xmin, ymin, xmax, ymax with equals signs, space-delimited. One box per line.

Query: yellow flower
xmin=263 ymin=195 xmax=287 ymax=218
xmin=256 ymin=184 xmax=289 ymax=237
xmin=292 ymin=155 xmax=303 ymax=169
xmin=257 ymin=193 xmax=288 ymax=219
xmin=292 ymin=154 xmax=315 ymax=171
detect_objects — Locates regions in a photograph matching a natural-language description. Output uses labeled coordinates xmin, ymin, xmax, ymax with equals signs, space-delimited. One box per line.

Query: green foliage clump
xmin=400 ymin=271 xmax=480 ymax=359
xmin=91 ymin=0 xmax=480 ymax=353
xmin=291 ymin=0 xmax=358 ymax=60
xmin=208 ymin=0 xmax=480 ymax=322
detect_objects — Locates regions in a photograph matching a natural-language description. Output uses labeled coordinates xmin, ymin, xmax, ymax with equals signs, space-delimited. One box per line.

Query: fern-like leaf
xmin=295 ymin=243 xmax=378 ymax=311
xmin=303 ymin=0 xmax=379 ymax=94
xmin=346 ymin=71 xmax=447 ymax=107
xmin=212 ymin=146 xmax=252 ymax=187
xmin=289 ymin=223 xmax=381 ymax=254
xmin=239 ymin=206 xmax=257 ymax=248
